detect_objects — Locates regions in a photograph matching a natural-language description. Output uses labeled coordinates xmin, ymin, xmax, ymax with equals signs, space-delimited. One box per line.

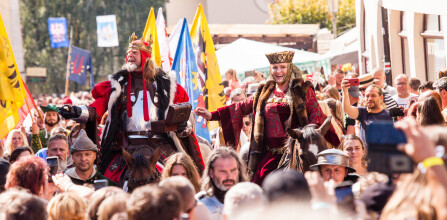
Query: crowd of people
xmin=1 ymin=33 xmax=447 ymax=220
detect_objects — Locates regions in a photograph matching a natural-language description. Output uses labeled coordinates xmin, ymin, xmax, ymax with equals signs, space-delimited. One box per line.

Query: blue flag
xmin=172 ymin=18 xmax=210 ymax=142
xmin=48 ymin=17 xmax=69 ymax=48
xmin=68 ymin=46 xmax=94 ymax=88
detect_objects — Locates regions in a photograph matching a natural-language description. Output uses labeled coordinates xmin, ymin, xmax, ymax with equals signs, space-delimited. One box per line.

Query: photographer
xmin=342 ymin=79 xmax=393 ymax=144
xmin=381 ymin=117 xmax=447 ymax=220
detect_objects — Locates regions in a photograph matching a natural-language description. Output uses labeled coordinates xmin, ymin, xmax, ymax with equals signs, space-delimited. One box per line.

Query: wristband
xmin=423 ymin=157 xmax=444 ymax=169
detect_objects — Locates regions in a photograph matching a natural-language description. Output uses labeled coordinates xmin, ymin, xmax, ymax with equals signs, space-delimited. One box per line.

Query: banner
xmin=168 ymin=19 xmax=183 ymax=62
xmin=172 ymin=18 xmax=210 ymax=141
xmin=48 ymin=17 xmax=69 ymax=48
xmin=142 ymin=7 xmax=161 ymax=67
xmin=156 ymin=8 xmax=172 ymax=72
xmin=68 ymin=46 xmax=94 ymax=88
xmin=0 ymin=13 xmax=28 ymax=138
xmin=96 ymin=15 xmax=119 ymax=47
xmin=190 ymin=4 xmax=225 ymax=130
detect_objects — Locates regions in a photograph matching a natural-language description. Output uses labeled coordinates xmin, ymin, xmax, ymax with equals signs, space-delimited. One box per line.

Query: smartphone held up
xmin=46 ymin=156 xmax=59 ymax=182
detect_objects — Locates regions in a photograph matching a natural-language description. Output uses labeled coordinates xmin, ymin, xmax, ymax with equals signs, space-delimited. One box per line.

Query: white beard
xmin=59 ymin=159 xmax=68 ymax=170
xmin=122 ymin=62 xmax=138 ymax=72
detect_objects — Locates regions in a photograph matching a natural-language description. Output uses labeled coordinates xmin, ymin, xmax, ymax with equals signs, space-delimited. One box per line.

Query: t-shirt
xmin=392 ymin=93 xmax=418 ymax=109
xmin=356 ymin=107 xmax=393 ymax=145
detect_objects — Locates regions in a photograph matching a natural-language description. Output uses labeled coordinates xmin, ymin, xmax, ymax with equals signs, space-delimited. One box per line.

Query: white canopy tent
xmin=216 ymin=38 xmax=331 ymax=79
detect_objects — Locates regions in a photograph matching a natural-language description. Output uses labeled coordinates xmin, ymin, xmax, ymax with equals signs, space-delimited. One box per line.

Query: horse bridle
xmin=125 ymin=170 xmax=161 ymax=189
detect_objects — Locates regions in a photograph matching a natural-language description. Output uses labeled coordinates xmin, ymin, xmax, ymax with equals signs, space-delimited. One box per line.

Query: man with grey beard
xmin=196 ymin=147 xmax=248 ymax=220
xmin=46 ymin=134 xmax=70 ymax=170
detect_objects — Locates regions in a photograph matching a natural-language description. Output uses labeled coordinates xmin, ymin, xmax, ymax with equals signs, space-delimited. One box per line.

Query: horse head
xmin=286 ymin=116 xmax=332 ymax=171
xmin=122 ymin=147 xmax=161 ymax=192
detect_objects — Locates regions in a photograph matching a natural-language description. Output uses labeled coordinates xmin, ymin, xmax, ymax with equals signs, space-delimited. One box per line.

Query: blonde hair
xmin=47 ymin=192 xmax=87 ymax=220
xmin=323 ymin=85 xmax=341 ymax=101
xmin=162 ymin=153 xmax=202 ymax=193
xmin=381 ymin=170 xmax=436 ymax=219
xmin=4 ymin=129 xmax=29 ymax=156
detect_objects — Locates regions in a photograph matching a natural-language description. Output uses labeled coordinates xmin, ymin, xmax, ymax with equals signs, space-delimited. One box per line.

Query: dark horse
xmin=120 ymin=147 xmax=162 ymax=192
xmin=279 ymin=116 xmax=332 ymax=172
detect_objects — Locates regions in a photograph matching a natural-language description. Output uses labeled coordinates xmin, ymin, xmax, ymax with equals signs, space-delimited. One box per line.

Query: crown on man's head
xmin=128 ymin=32 xmax=152 ymax=54
xmin=265 ymin=51 xmax=295 ymax=64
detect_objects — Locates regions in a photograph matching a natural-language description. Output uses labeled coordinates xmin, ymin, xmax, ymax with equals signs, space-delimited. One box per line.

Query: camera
xmin=389 ymin=107 xmax=405 ymax=117
xmin=366 ymin=121 xmax=414 ymax=175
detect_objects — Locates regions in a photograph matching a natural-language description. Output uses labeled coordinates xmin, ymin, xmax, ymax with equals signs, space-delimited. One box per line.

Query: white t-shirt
xmin=392 ymin=93 xmax=418 ymax=109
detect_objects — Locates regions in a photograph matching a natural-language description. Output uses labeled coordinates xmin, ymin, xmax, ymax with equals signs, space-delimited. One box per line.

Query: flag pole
xmin=64 ymin=26 xmax=73 ymax=96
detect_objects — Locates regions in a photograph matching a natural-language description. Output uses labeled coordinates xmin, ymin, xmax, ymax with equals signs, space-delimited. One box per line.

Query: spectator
xmin=0 ymin=158 xmax=10 ymax=192
xmin=5 ymin=156 xmax=55 ymax=200
xmin=36 ymin=134 xmax=70 ymax=169
xmin=65 ymin=130 xmax=115 ymax=186
xmin=196 ymin=147 xmax=248 ymax=219
xmin=409 ymin=78 xmax=421 ymax=95
xmin=162 ymin=152 xmax=202 ymax=193
xmin=324 ymin=98 xmax=345 ymax=142
xmin=359 ymin=182 xmax=395 ymax=219
xmin=392 ymin=74 xmax=418 ymax=109
xmin=254 ymin=71 xmax=265 ymax=83
xmin=309 ymin=149 xmax=356 ymax=185
xmin=372 ymin=68 xmax=397 ymax=96
xmin=230 ymin=88 xmax=247 ymax=104
xmin=262 ymin=170 xmax=310 ymax=204
xmin=47 ymin=192 xmax=86 ymax=220
xmin=50 ymin=126 xmax=69 ymax=137
xmin=333 ymin=69 xmax=345 ymax=94
xmin=32 ymin=104 xmax=61 ymax=150
xmin=338 ymin=135 xmax=368 ymax=176
xmin=127 ymin=185 xmax=182 ymax=220
xmin=86 ymin=186 xmax=126 ymax=220
xmin=97 ymin=193 xmax=129 ymax=220
xmin=225 ymin=69 xmax=240 ymax=90
xmin=435 ymin=77 xmax=447 ymax=117
xmin=160 ymin=176 xmax=212 ymax=220
xmin=9 ymin=146 xmax=33 ymax=164
xmin=3 ymin=129 xmax=29 ymax=158
xmin=343 ymin=74 xmax=362 ymax=135
xmin=438 ymin=69 xmax=447 ymax=79
xmin=224 ymin=182 xmax=264 ymax=220
xmin=342 ymin=81 xmax=393 ymax=144
xmin=419 ymin=81 xmax=434 ymax=93
xmin=417 ymin=96 xmax=445 ymax=126
xmin=0 ymin=188 xmax=47 ymax=220
xmin=323 ymin=85 xmax=341 ymax=101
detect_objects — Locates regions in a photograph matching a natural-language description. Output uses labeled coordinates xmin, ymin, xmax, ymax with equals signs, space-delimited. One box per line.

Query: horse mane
xmin=133 ymin=153 xmax=151 ymax=170
xmin=301 ymin=124 xmax=327 ymax=150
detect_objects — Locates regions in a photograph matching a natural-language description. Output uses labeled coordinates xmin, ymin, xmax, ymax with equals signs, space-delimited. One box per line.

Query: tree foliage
xmin=20 ymin=0 xmax=165 ymax=94
xmin=268 ymin=0 xmax=355 ymax=34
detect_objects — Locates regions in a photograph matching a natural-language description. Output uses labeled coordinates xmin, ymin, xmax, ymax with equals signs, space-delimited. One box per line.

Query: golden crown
xmin=128 ymin=32 xmax=152 ymax=54
xmin=265 ymin=51 xmax=295 ymax=64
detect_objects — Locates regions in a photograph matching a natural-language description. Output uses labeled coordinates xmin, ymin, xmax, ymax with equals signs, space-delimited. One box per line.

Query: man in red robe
xmin=59 ymin=33 xmax=204 ymax=184
xmin=196 ymin=51 xmax=339 ymax=185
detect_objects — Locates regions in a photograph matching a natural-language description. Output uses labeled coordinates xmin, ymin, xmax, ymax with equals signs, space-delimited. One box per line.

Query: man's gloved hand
xmin=176 ymin=121 xmax=192 ymax=138
xmin=58 ymin=105 xmax=81 ymax=119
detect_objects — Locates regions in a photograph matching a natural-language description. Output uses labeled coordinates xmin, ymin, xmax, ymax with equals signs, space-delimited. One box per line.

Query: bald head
xmin=372 ymin=68 xmax=385 ymax=88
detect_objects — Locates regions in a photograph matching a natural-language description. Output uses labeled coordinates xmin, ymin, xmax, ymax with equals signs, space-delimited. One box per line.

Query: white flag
xmin=168 ymin=18 xmax=183 ymax=62
xmin=156 ymin=8 xmax=172 ymax=72
xmin=96 ymin=15 xmax=119 ymax=47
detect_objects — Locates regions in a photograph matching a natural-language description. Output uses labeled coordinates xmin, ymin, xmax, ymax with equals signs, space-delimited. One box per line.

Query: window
xmin=423 ymin=14 xmax=445 ymax=81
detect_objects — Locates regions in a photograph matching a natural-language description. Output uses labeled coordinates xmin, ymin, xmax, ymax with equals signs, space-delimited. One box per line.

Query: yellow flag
xmin=142 ymin=7 xmax=161 ymax=67
xmin=0 ymin=13 xmax=27 ymax=138
xmin=190 ymin=4 xmax=225 ymax=130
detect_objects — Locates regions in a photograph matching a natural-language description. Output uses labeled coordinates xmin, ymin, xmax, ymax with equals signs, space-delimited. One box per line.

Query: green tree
xmin=268 ymin=0 xmax=355 ymax=34
xmin=20 ymin=0 xmax=165 ymax=95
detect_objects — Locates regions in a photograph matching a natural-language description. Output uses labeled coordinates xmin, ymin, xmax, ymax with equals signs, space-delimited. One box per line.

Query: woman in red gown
xmin=195 ymin=51 xmax=339 ymax=185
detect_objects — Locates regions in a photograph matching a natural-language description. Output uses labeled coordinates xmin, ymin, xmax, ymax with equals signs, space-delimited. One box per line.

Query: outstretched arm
xmin=341 ymin=78 xmax=359 ymax=119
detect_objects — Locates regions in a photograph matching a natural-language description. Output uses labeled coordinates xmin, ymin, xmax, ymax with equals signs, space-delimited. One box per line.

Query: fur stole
xmin=247 ymin=78 xmax=313 ymax=176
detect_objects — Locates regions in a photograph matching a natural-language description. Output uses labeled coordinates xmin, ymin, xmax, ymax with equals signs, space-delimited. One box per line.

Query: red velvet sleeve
xmin=90 ymin=81 xmax=112 ymax=124
xmin=304 ymin=87 xmax=340 ymax=147
xmin=211 ymin=96 xmax=254 ymax=147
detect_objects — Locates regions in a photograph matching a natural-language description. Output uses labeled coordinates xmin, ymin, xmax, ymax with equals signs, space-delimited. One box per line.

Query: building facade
xmin=357 ymin=0 xmax=447 ymax=82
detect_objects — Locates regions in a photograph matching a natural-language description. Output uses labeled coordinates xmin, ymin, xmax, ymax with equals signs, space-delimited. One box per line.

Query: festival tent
xmin=216 ymin=38 xmax=331 ymax=79
xmin=324 ymin=27 xmax=359 ymax=65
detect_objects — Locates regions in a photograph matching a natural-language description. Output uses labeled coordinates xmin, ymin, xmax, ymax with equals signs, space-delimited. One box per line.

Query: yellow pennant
xmin=190 ymin=4 xmax=225 ymax=130
xmin=0 ymin=13 xmax=26 ymax=138
xmin=142 ymin=7 xmax=161 ymax=67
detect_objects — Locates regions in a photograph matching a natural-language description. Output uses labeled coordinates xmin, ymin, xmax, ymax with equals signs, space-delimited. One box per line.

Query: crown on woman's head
xmin=128 ymin=32 xmax=152 ymax=54
xmin=265 ymin=51 xmax=295 ymax=64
